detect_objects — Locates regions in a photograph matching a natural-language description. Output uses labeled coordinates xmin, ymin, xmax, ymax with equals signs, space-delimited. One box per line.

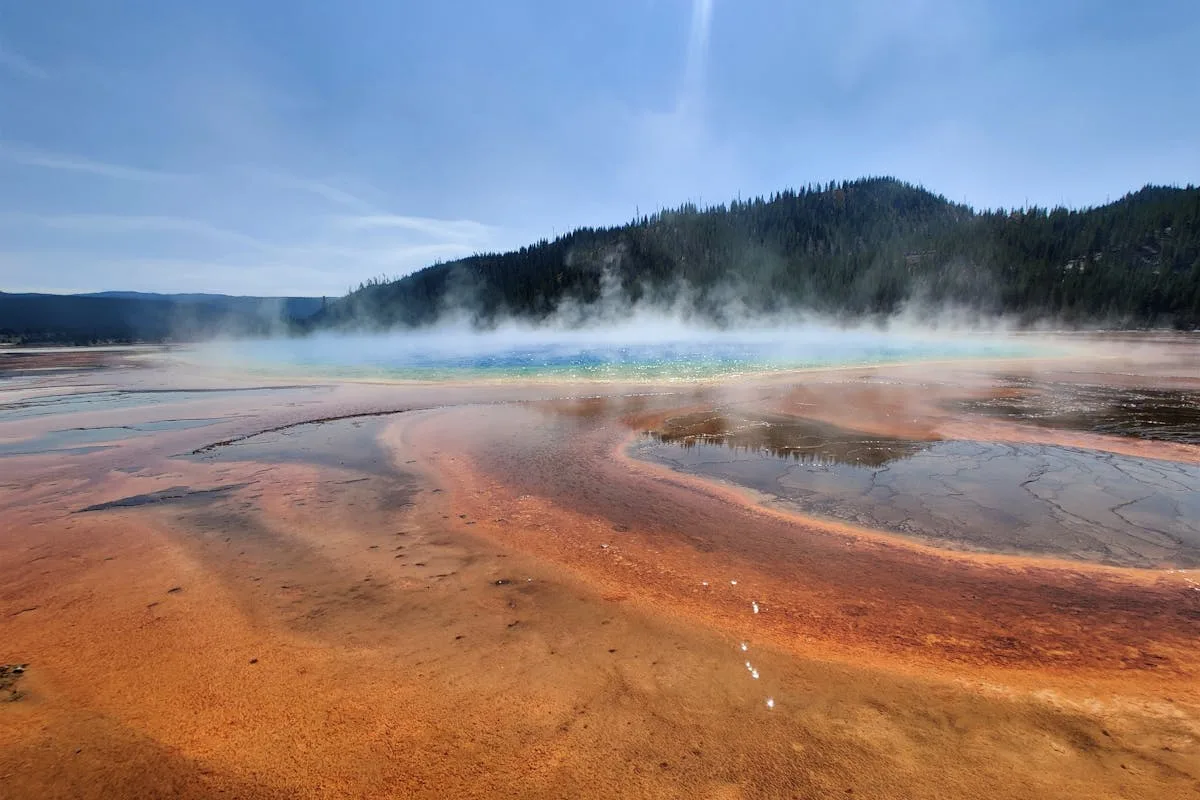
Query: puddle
xmin=638 ymin=414 xmax=1200 ymax=568
xmin=957 ymin=380 xmax=1200 ymax=444
xmin=0 ymin=386 xmax=328 ymax=423
xmin=0 ymin=419 xmax=225 ymax=456
xmin=189 ymin=415 xmax=401 ymax=476
xmin=78 ymin=483 xmax=249 ymax=512
xmin=188 ymin=414 xmax=419 ymax=512
xmin=7 ymin=445 xmax=118 ymax=457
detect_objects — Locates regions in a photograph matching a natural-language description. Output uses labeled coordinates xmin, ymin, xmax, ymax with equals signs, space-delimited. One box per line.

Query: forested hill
xmin=316 ymin=178 xmax=1200 ymax=330
xmin=0 ymin=293 xmax=324 ymax=345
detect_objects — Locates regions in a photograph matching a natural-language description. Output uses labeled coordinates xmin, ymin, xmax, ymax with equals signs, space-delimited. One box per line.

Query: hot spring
xmin=180 ymin=323 xmax=1040 ymax=381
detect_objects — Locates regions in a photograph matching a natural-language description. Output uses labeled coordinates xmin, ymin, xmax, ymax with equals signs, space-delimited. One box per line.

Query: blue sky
xmin=0 ymin=0 xmax=1197 ymax=296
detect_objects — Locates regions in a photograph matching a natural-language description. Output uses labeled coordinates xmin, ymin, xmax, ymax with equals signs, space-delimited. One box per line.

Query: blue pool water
xmin=183 ymin=325 xmax=1038 ymax=381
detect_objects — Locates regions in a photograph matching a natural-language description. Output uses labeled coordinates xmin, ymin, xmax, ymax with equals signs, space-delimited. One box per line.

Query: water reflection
xmin=0 ymin=419 xmax=223 ymax=456
xmin=637 ymin=411 xmax=1200 ymax=568
xmin=647 ymin=412 xmax=930 ymax=468
xmin=0 ymin=386 xmax=327 ymax=423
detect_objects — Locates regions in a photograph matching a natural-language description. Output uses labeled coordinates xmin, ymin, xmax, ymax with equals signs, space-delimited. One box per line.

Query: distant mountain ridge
xmin=0 ymin=291 xmax=324 ymax=345
xmin=314 ymin=177 xmax=1200 ymax=330
xmin=76 ymin=291 xmax=325 ymax=318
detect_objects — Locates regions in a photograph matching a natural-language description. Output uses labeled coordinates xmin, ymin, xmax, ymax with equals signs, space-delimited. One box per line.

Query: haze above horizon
xmin=1 ymin=0 xmax=1197 ymax=297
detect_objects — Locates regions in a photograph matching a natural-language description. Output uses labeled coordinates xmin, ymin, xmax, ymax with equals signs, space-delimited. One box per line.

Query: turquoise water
xmin=184 ymin=327 xmax=1037 ymax=382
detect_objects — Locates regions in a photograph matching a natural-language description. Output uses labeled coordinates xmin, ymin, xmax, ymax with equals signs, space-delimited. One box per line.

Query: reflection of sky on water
xmin=0 ymin=387 xmax=327 ymax=423
xmin=638 ymin=428 xmax=1200 ymax=568
xmin=0 ymin=418 xmax=225 ymax=456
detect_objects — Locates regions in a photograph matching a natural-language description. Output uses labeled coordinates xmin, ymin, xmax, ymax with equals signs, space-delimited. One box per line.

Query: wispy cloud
xmin=334 ymin=214 xmax=495 ymax=243
xmin=0 ymin=42 xmax=47 ymax=80
xmin=291 ymin=241 xmax=481 ymax=265
xmin=293 ymin=178 xmax=371 ymax=209
xmin=249 ymin=170 xmax=376 ymax=211
xmin=0 ymin=212 xmax=264 ymax=247
xmin=0 ymin=141 xmax=184 ymax=181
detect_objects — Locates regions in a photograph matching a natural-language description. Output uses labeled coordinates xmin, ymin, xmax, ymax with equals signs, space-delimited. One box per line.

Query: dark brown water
xmin=957 ymin=379 xmax=1200 ymax=444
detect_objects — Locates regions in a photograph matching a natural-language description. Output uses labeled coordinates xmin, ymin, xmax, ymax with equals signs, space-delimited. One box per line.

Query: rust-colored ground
xmin=1 ymin=340 xmax=1198 ymax=799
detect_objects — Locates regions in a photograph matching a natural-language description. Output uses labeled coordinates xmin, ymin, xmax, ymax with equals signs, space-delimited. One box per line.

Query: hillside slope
xmin=316 ymin=178 xmax=1200 ymax=330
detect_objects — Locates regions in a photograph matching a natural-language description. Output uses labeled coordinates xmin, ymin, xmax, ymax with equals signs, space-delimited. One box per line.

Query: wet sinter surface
xmin=636 ymin=411 xmax=1200 ymax=567
xmin=2 ymin=338 xmax=1199 ymax=799
xmin=956 ymin=378 xmax=1200 ymax=444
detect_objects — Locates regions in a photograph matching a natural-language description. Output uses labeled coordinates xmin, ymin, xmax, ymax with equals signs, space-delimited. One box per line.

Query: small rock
xmin=1 ymin=663 xmax=29 ymax=702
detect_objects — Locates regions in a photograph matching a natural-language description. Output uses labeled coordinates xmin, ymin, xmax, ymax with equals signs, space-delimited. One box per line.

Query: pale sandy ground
xmin=1 ymin=337 xmax=1198 ymax=798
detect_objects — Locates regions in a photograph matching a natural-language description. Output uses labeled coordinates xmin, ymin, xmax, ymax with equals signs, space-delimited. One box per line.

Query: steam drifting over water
xmin=182 ymin=319 xmax=1037 ymax=381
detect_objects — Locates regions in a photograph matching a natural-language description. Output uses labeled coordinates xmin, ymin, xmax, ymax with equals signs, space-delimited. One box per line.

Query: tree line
xmin=316 ymin=177 xmax=1200 ymax=330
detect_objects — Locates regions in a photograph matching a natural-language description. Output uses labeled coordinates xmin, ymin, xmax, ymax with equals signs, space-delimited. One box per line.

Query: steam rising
xmin=186 ymin=312 xmax=1032 ymax=382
